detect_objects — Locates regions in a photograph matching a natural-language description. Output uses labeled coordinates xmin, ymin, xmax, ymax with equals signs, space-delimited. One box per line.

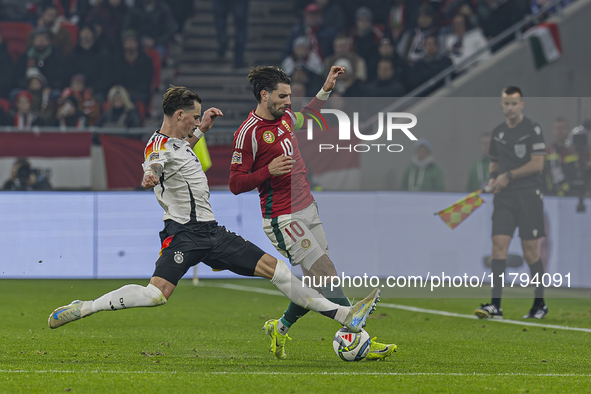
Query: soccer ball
xmin=333 ymin=327 xmax=371 ymax=361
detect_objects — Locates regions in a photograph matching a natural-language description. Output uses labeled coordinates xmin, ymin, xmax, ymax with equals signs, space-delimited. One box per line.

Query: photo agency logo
xmin=305 ymin=109 xmax=418 ymax=153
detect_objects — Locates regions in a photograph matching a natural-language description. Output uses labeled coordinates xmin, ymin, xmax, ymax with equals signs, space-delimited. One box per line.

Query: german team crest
xmin=514 ymin=144 xmax=526 ymax=158
xmin=263 ymin=130 xmax=275 ymax=143
xmin=282 ymin=119 xmax=291 ymax=132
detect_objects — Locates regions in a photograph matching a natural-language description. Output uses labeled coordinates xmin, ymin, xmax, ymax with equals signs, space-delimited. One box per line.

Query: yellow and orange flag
xmin=436 ymin=190 xmax=485 ymax=229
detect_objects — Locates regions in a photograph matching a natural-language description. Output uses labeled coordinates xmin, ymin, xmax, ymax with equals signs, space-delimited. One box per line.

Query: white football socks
xmin=80 ymin=284 xmax=167 ymax=317
xmin=270 ymin=260 xmax=349 ymax=324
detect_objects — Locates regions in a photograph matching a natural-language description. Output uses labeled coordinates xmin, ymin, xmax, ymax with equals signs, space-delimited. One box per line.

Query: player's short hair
xmin=162 ymin=85 xmax=202 ymax=116
xmin=554 ymin=116 xmax=568 ymax=123
xmin=502 ymin=86 xmax=523 ymax=97
xmin=248 ymin=66 xmax=291 ymax=103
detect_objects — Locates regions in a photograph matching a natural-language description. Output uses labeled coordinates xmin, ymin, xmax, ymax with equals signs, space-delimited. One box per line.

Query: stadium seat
xmin=61 ymin=22 xmax=78 ymax=47
xmin=0 ymin=98 xmax=10 ymax=114
xmin=0 ymin=22 xmax=34 ymax=62
xmin=143 ymin=48 xmax=161 ymax=92
xmin=136 ymin=101 xmax=146 ymax=125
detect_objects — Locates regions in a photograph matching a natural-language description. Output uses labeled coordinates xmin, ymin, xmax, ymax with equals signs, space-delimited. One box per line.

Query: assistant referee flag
xmin=436 ymin=190 xmax=485 ymax=229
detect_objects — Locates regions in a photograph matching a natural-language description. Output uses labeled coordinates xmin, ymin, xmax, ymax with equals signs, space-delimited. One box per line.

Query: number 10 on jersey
xmin=281 ymin=139 xmax=294 ymax=156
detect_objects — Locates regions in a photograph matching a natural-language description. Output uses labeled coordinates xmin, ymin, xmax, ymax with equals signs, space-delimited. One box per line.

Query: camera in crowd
xmin=567 ymin=121 xmax=591 ymax=212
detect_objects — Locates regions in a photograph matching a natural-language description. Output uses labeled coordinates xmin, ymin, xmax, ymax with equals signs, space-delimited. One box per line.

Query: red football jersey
xmin=229 ymin=98 xmax=327 ymax=218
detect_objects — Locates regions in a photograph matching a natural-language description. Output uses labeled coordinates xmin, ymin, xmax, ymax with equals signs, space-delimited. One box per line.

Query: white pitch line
xmin=1 ymin=370 xmax=591 ymax=377
xmin=201 ymin=282 xmax=591 ymax=333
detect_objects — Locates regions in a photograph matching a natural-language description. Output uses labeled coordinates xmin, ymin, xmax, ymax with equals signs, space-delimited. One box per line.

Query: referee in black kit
xmin=475 ymin=86 xmax=548 ymax=320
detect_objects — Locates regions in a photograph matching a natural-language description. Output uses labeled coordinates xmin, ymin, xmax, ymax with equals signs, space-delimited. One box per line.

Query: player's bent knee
xmin=253 ymin=254 xmax=277 ymax=279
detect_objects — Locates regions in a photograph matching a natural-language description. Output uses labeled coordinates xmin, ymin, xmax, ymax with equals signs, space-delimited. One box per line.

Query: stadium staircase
xmin=171 ymin=0 xmax=299 ymax=143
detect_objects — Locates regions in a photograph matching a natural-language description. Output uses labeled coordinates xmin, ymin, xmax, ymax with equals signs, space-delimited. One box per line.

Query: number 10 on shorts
xmin=285 ymin=222 xmax=305 ymax=242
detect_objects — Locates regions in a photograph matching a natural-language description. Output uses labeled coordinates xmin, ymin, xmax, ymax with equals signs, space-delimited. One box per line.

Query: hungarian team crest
xmin=263 ymin=130 xmax=275 ymax=143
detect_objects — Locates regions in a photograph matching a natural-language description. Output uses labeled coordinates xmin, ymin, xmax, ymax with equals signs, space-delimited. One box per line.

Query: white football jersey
xmin=142 ymin=131 xmax=215 ymax=223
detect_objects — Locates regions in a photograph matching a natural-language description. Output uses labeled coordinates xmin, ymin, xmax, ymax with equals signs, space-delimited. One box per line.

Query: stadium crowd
xmin=0 ymin=0 xmax=578 ymax=128
xmin=0 ymin=0 xmax=193 ymax=128
xmin=281 ymin=0 xmax=576 ymax=98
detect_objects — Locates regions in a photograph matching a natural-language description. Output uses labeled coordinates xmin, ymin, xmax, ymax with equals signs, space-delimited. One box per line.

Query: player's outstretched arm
xmin=295 ymin=66 xmax=346 ymax=122
xmin=142 ymin=163 xmax=163 ymax=189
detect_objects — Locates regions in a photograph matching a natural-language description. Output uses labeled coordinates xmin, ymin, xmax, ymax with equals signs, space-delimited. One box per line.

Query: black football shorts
xmin=153 ymin=220 xmax=266 ymax=285
xmin=492 ymin=187 xmax=545 ymax=240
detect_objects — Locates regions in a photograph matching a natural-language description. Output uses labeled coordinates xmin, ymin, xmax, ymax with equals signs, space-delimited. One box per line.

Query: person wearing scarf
xmin=400 ymin=138 xmax=445 ymax=192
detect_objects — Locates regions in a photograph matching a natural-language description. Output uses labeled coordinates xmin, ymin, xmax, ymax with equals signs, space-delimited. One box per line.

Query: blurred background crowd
xmin=0 ymin=0 xmax=587 ymax=194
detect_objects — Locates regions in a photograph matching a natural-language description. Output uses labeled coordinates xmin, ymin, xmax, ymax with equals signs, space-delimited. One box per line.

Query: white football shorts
xmin=263 ymin=202 xmax=329 ymax=270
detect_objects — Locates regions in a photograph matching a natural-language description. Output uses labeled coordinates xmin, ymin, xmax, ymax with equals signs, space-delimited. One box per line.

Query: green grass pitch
xmin=1 ymin=279 xmax=590 ymax=393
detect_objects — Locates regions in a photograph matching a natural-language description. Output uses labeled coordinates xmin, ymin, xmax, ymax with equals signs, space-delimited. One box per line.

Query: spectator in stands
xmin=0 ymin=0 xmax=39 ymax=22
xmin=110 ymin=30 xmax=153 ymax=107
xmin=364 ymin=58 xmax=406 ymax=98
xmin=3 ymin=158 xmax=52 ymax=191
xmin=284 ymin=3 xmax=336 ymax=62
xmin=441 ymin=1 xmax=480 ymax=29
xmin=66 ymin=24 xmax=109 ymax=99
xmin=467 ymin=131 xmax=492 ymax=192
xmin=377 ymin=37 xmax=407 ymax=80
xmin=211 ymin=0 xmax=249 ymax=69
xmin=63 ymin=74 xmax=100 ymax=126
xmin=85 ymin=0 xmax=130 ymax=52
xmin=35 ymin=4 xmax=73 ymax=56
xmin=98 ymin=85 xmax=141 ymax=128
xmin=324 ymin=34 xmax=367 ymax=82
xmin=123 ymin=0 xmax=178 ymax=63
xmin=53 ymin=94 xmax=85 ymax=128
xmin=16 ymin=28 xmax=66 ymax=91
xmin=51 ymin=0 xmax=92 ymax=25
xmin=25 ymin=67 xmax=55 ymax=125
xmin=544 ymin=117 xmax=579 ymax=196
xmin=12 ymin=90 xmax=44 ymax=128
xmin=289 ymin=65 xmax=323 ymax=97
xmin=0 ymin=32 xmax=15 ymax=99
xmin=409 ymin=35 xmax=453 ymax=94
xmin=351 ymin=7 xmax=382 ymax=81
xmin=296 ymin=0 xmax=346 ymax=32
xmin=444 ymin=13 xmax=490 ymax=71
xmin=400 ymin=138 xmax=445 ymax=192
xmin=282 ymin=36 xmax=324 ymax=77
xmin=329 ymin=58 xmax=364 ymax=97
xmin=397 ymin=4 xmax=439 ymax=65
xmin=477 ymin=0 xmax=530 ymax=51
xmin=168 ymin=0 xmax=195 ymax=34
xmin=287 ymin=80 xmax=308 ymax=111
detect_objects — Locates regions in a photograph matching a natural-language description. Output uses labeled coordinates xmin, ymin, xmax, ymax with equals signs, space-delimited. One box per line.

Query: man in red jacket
xmin=229 ymin=66 xmax=397 ymax=360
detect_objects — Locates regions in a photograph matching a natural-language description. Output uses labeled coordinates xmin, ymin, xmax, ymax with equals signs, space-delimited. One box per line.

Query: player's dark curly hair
xmin=502 ymin=86 xmax=523 ymax=97
xmin=248 ymin=66 xmax=291 ymax=103
xmin=162 ymin=85 xmax=202 ymax=116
